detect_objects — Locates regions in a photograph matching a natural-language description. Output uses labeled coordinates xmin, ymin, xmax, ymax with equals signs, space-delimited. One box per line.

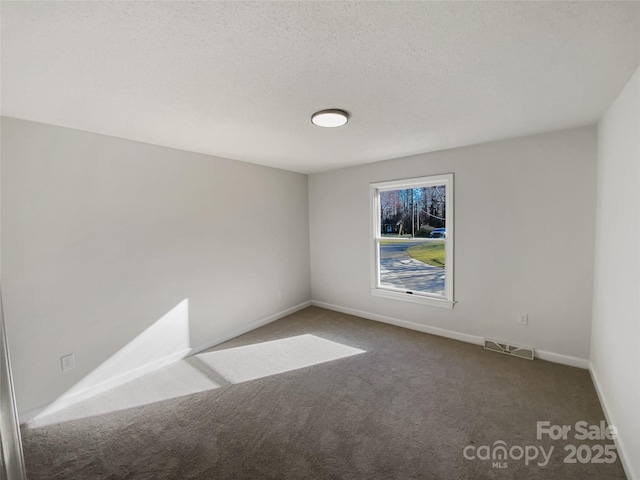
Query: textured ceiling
xmin=2 ymin=1 xmax=639 ymax=173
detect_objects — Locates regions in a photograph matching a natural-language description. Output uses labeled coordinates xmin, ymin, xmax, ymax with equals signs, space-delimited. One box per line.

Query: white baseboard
xmin=589 ymin=365 xmax=636 ymax=480
xmin=535 ymin=350 xmax=590 ymax=369
xmin=19 ymin=403 xmax=49 ymax=426
xmin=311 ymin=300 xmax=484 ymax=346
xmin=189 ymin=301 xmax=312 ymax=355
xmin=311 ymin=300 xmax=589 ymax=369
xmin=21 ymin=300 xmax=312 ymax=425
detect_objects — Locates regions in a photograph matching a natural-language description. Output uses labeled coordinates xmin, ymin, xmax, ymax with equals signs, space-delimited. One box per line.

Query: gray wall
xmin=1 ymin=117 xmax=311 ymax=416
xmin=591 ymin=66 xmax=639 ymax=480
xmin=309 ymin=126 xmax=597 ymax=362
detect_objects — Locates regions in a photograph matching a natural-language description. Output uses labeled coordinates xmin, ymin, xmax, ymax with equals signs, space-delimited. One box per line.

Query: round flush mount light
xmin=311 ymin=109 xmax=349 ymax=128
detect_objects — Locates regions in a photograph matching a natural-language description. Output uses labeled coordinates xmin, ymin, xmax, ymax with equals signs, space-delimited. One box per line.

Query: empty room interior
xmin=1 ymin=2 xmax=639 ymax=479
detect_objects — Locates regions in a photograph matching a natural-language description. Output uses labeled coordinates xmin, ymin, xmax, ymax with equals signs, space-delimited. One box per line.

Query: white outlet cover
xmin=518 ymin=313 xmax=529 ymax=325
xmin=61 ymin=354 xmax=75 ymax=371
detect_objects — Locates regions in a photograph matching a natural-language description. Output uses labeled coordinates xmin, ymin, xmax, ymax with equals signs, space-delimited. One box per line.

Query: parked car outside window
xmin=430 ymin=228 xmax=446 ymax=238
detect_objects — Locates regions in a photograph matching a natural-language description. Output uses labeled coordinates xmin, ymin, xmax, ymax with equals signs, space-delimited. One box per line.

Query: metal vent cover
xmin=484 ymin=339 xmax=534 ymax=360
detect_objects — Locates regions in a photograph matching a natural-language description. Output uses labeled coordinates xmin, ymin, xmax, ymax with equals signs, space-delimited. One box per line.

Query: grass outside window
xmin=407 ymin=242 xmax=445 ymax=268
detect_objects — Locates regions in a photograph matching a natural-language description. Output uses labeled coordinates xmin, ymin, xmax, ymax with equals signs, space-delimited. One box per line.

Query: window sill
xmin=370 ymin=288 xmax=455 ymax=309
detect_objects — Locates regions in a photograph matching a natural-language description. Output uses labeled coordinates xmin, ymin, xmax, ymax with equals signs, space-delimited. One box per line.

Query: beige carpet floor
xmin=21 ymin=306 xmax=626 ymax=479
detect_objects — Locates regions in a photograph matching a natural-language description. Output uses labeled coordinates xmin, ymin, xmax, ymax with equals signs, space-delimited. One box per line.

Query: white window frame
xmin=370 ymin=174 xmax=454 ymax=309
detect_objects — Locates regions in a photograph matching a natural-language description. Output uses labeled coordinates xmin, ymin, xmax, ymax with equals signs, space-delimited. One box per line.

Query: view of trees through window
xmin=375 ymin=182 xmax=449 ymax=300
xmin=380 ymin=186 xmax=446 ymax=237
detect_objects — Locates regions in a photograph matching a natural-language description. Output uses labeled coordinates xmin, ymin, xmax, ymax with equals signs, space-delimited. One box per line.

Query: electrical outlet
xmin=517 ymin=313 xmax=528 ymax=326
xmin=61 ymin=353 xmax=75 ymax=371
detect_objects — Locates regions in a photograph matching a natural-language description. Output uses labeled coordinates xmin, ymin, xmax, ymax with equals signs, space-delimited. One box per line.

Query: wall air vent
xmin=484 ymin=339 xmax=534 ymax=360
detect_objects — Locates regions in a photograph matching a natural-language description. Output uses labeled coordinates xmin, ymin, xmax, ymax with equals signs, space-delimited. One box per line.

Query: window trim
xmin=370 ymin=174 xmax=455 ymax=309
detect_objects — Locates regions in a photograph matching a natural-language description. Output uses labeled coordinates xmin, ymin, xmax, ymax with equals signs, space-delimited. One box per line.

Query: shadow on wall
xmin=28 ymin=302 xmax=365 ymax=427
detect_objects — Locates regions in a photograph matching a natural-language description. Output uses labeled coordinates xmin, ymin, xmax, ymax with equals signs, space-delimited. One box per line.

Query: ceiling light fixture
xmin=311 ymin=109 xmax=349 ymax=128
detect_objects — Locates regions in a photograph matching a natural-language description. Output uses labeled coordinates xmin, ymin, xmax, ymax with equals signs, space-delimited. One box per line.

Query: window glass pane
xmin=380 ymin=186 xmax=446 ymax=238
xmin=379 ymin=239 xmax=446 ymax=296
xmin=372 ymin=174 xmax=453 ymax=304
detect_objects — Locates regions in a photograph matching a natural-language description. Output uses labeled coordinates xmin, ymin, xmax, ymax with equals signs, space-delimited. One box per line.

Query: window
xmin=370 ymin=174 xmax=454 ymax=308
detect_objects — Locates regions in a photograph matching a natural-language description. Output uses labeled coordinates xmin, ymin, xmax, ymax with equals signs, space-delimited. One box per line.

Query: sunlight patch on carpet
xmin=28 ymin=331 xmax=365 ymax=427
xmin=195 ymin=334 xmax=365 ymax=384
